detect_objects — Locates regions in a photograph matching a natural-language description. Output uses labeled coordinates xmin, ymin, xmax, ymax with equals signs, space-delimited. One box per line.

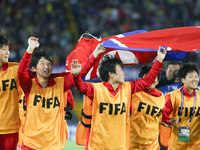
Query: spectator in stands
xmin=1 ymin=0 xmax=200 ymax=65
xmin=156 ymin=61 xmax=182 ymax=96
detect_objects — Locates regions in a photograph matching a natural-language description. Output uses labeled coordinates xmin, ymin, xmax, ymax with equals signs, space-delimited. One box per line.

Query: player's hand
xmin=27 ymin=37 xmax=40 ymax=53
xmin=168 ymin=117 xmax=178 ymax=127
xmin=162 ymin=117 xmax=178 ymax=128
xmin=93 ymin=43 xmax=107 ymax=58
xmin=157 ymin=46 xmax=167 ymax=62
xmin=71 ymin=59 xmax=82 ymax=75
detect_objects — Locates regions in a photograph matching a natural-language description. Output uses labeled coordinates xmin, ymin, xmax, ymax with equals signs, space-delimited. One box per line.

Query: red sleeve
xmin=162 ymin=94 xmax=173 ymax=124
xmin=73 ymin=74 xmax=94 ymax=100
xmin=17 ymin=51 xmax=33 ymax=94
xmin=64 ymin=54 xmax=96 ymax=91
xmin=67 ymin=89 xmax=74 ymax=110
xmin=130 ymin=60 xmax=164 ymax=94
xmin=80 ymin=54 xmax=96 ymax=77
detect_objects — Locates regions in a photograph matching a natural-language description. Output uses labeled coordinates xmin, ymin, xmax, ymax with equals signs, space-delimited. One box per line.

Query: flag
xmin=66 ymin=26 xmax=200 ymax=80
xmin=65 ymin=30 xmax=147 ymax=70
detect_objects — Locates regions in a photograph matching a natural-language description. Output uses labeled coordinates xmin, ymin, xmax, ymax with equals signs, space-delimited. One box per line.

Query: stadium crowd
xmin=0 ymin=0 xmax=200 ymax=65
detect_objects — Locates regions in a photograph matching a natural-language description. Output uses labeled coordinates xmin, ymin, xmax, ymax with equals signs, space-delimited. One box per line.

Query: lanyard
xmin=179 ymin=88 xmax=196 ymax=125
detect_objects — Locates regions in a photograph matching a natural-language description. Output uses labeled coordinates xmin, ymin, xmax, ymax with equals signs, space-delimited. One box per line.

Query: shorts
xmin=0 ymin=132 xmax=18 ymax=150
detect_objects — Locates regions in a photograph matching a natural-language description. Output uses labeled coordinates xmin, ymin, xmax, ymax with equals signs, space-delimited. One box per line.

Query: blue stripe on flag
xmin=164 ymin=51 xmax=188 ymax=61
xmin=121 ymin=30 xmax=147 ymax=36
xmin=102 ymin=40 xmax=158 ymax=51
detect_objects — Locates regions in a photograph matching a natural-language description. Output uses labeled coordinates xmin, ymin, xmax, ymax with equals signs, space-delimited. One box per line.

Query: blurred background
xmin=1 ymin=0 xmax=200 ymax=149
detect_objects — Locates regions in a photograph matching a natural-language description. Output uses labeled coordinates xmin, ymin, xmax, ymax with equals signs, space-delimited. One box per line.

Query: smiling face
xmin=32 ymin=56 xmax=53 ymax=79
xmin=111 ymin=64 xmax=125 ymax=85
xmin=181 ymin=71 xmax=199 ymax=90
xmin=0 ymin=45 xmax=10 ymax=66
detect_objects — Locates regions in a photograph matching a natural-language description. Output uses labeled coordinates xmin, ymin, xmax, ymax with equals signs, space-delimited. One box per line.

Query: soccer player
xmin=17 ymin=37 xmax=106 ymax=149
xmin=71 ymin=47 xmax=167 ymax=150
xmin=129 ymin=65 xmax=165 ymax=150
xmin=17 ymin=89 xmax=74 ymax=150
xmin=162 ymin=63 xmax=200 ymax=150
xmin=0 ymin=33 xmax=21 ymax=150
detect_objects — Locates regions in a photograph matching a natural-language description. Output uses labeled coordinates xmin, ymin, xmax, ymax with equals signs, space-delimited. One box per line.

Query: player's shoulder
xmin=8 ymin=62 xmax=19 ymax=67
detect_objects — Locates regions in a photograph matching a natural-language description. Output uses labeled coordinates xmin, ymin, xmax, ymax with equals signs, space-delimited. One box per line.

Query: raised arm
xmin=79 ymin=43 xmax=107 ymax=77
xmin=156 ymin=46 xmax=167 ymax=63
xmin=64 ymin=43 xmax=106 ymax=90
xmin=71 ymin=59 xmax=95 ymax=100
xmin=18 ymin=37 xmax=39 ymax=94
xmin=130 ymin=46 xmax=167 ymax=94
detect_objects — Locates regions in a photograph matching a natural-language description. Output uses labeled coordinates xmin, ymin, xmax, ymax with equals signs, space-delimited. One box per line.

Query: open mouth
xmin=192 ymin=82 xmax=197 ymax=86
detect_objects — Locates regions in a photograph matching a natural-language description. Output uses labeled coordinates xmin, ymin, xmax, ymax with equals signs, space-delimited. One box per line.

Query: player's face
xmin=33 ymin=57 xmax=53 ymax=79
xmin=112 ymin=64 xmax=125 ymax=85
xmin=181 ymin=71 xmax=199 ymax=90
xmin=0 ymin=45 xmax=10 ymax=64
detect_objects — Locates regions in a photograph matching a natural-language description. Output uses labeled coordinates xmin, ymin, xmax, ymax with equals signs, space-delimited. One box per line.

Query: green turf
xmin=63 ymin=140 xmax=85 ymax=150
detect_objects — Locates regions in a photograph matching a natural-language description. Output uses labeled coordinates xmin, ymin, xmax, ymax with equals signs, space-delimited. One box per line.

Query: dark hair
xmin=0 ymin=32 xmax=9 ymax=49
xmin=178 ymin=62 xmax=199 ymax=84
xmin=29 ymin=49 xmax=53 ymax=68
xmin=167 ymin=61 xmax=181 ymax=68
xmin=138 ymin=65 xmax=161 ymax=81
xmin=98 ymin=54 xmax=123 ymax=82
